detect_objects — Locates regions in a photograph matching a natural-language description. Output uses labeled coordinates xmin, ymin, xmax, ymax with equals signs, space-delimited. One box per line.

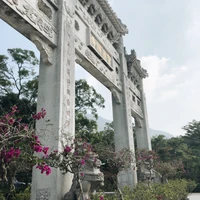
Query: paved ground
xmin=187 ymin=193 xmax=200 ymax=200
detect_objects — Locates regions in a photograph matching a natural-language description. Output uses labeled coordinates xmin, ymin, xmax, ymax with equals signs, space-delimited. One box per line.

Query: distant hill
xmin=149 ymin=128 xmax=173 ymax=139
xmin=86 ymin=114 xmax=173 ymax=138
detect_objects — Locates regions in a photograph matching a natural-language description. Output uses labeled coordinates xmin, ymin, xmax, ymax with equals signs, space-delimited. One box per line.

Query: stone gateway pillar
xmin=30 ymin=1 xmax=77 ymax=199
xmin=112 ymin=38 xmax=138 ymax=189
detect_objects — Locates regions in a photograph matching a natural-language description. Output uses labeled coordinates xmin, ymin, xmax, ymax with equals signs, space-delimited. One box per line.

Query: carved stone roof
xmin=97 ymin=0 xmax=128 ymax=35
xmin=126 ymin=50 xmax=148 ymax=79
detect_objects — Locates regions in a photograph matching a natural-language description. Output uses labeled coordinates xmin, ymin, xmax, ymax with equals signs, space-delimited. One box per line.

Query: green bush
xmin=92 ymin=179 xmax=196 ymax=200
xmin=152 ymin=179 xmax=196 ymax=200
xmin=0 ymin=193 xmax=5 ymax=200
xmin=13 ymin=187 xmax=30 ymax=200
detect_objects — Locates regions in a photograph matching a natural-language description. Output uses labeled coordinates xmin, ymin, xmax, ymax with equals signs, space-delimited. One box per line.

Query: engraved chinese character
xmin=67 ymin=89 xmax=70 ymax=95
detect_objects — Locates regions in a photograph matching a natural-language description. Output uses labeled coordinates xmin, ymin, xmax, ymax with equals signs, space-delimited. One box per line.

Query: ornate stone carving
xmin=30 ymin=34 xmax=53 ymax=66
xmin=88 ymin=4 xmax=96 ymax=16
xmin=2 ymin=0 xmax=56 ymax=44
xmin=77 ymin=1 xmax=120 ymax=63
xmin=36 ymin=188 xmax=50 ymax=200
xmin=23 ymin=4 xmax=55 ymax=38
xmin=126 ymin=49 xmax=148 ymax=79
xmin=38 ymin=0 xmax=53 ymax=19
xmin=64 ymin=2 xmax=75 ymax=18
xmin=96 ymin=0 xmax=128 ymax=35
xmin=111 ymin=32 xmax=121 ymax=44
xmin=85 ymin=49 xmax=97 ymax=66
xmin=6 ymin=0 xmax=18 ymax=5
xmin=75 ymin=20 xmax=80 ymax=31
xmin=47 ymin=0 xmax=58 ymax=10
xmin=64 ymin=153 xmax=104 ymax=200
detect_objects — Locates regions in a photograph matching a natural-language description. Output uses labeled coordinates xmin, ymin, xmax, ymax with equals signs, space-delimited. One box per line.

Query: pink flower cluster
xmin=80 ymin=159 xmax=85 ymax=165
xmin=99 ymin=196 xmax=104 ymax=200
xmin=3 ymin=147 xmax=21 ymax=162
xmin=36 ymin=163 xmax=51 ymax=175
xmin=64 ymin=145 xmax=72 ymax=153
xmin=34 ymin=145 xmax=49 ymax=156
xmin=0 ymin=105 xmax=18 ymax=127
xmin=33 ymin=108 xmax=46 ymax=120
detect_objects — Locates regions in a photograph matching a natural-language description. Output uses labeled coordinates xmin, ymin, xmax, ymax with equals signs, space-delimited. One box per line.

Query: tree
xmin=0 ymin=48 xmax=39 ymax=100
xmin=75 ymin=79 xmax=105 ymax=119
xmin=0 ymin=107 xmax=50 ymax=198
xmin=75 ymin=79 xmax=105 ymax=139
xmin=0 ymin=49 xmax=39 ymax=121
xmin=183 ymin=120 xmax=200 ymax=148
xmin=182 ymin=120 xmax=200 ymax=183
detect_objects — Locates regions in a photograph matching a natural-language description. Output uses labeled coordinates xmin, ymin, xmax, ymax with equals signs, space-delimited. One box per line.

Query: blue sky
xmin=1 ymin=0 xmax=200 ymax=136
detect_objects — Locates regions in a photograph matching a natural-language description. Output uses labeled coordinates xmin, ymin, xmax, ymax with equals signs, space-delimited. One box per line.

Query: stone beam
xmin=0 ymin=0 xmax=57 ymax=47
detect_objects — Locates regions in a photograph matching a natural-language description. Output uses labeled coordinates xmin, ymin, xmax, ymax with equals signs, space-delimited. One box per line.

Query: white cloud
xmin=141 ymin=56 xmax=191 ymax=103
xmin=141 ymin=54 xmax=200 ymax=136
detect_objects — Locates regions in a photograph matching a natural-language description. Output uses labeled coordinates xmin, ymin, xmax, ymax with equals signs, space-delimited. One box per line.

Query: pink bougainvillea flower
xmin=36 ymin=164 xmax=51 ymax=176
xmin=80 ymin=172 xmax=84 ymax=177
xmin=33 ymin=108 xmax=46 ymax=120
xmin=8 ymin=118 xmax=15 ymax=125
xmin=80 ymin=159 xmax=85 ymax=165
xmin=4 ymin=148 xmax=21 ymax=162
xmin=99 ymin=195 xmax=104 ymax=200
xmin=64 ymin=145 xmax=72 ymax=153
xmin=34 ymin=145 xmax=43 ymax=153
xmin=43 ymin=147 xmax=49 ymax=155
xmin=43 ymin=165 xmax=51 ymax=175
xmin=5 ymin=114 xmax=10 ymax=120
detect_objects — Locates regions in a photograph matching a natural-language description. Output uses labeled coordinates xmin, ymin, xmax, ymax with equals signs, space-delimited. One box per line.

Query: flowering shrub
xmin=47 ymin=138 xmax=95 ymax=175
xmin=137 ymin=149 xmax=158 ymax=171
xmin=0 ymin=106 xmax=51 ymax=194
xmin=155 ymin=161 xmax=185 ymax=182
xmin=136 ymin=149 xmax=158 ymax=185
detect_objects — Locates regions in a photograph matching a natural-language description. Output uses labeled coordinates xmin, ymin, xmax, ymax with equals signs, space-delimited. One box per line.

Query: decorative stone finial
xmin=64 ymin=152 xmax=104 ymax=200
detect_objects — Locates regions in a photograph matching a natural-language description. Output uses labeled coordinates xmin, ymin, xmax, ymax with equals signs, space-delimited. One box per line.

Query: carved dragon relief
xmin=30 ymin=34 xmax=53 ymax=66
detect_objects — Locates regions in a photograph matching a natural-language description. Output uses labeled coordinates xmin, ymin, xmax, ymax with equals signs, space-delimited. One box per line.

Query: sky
xmin=1 ymin=0 xmax=200 ymax=136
